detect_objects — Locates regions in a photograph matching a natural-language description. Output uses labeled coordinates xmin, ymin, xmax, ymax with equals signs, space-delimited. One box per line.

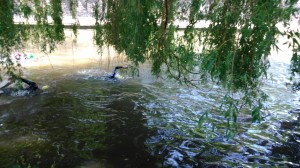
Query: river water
xmin=0 ymin=29 xmax=300 ymax=168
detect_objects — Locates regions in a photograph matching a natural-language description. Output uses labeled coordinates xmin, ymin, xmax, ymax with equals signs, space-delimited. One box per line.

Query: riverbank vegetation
xmin=0 ymin=0 xmax=299 ymax=136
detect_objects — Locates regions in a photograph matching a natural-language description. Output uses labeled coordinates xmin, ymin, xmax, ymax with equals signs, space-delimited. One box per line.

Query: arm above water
xmin=109 ymin=66 xmax=128 ymax=79
xmin=20 ymin=77 xmax=36 ymax=86
xmin=20 ymin=77 xmax=39 ymax=91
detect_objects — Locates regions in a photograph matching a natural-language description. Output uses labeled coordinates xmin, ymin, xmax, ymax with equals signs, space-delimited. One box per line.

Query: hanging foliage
xmin=93 ymin=0 xmax=300 ymax=136
xmin=0 ymin=0 xmax=299 ymax=136
xmin=0 ymin=0 xmax=67 ymax=79
xmin=31 ymin=0 xmax=65 ymax=53
xmin=0 ymin=0 xmax=23 ymax=79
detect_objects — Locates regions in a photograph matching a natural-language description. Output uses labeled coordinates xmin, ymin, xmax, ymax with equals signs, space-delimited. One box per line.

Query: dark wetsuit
xmin=0 ymin=78 xmax=39 ymax=95
xmin=107 ymin=66 xmax=126 ymax=79
xmin=20 ymin=78 xmax=39 ymax=91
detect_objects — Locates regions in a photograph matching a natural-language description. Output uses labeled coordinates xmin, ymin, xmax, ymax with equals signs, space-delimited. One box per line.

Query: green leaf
xmin=198 ymin=111 xmax=208 ymax=127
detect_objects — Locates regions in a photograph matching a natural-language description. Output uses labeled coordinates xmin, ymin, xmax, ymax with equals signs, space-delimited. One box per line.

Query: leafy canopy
xmin=0 ymin=0 xmax=299 ymax=136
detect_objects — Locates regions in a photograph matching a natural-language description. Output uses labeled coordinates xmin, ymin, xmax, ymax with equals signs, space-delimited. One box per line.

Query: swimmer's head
xmin=41 ymin=85 xmax=49 ymax=90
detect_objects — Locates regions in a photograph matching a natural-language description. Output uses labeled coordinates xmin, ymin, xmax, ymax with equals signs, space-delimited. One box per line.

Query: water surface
xmin=0 ymin=30 xmax=300 ymax=168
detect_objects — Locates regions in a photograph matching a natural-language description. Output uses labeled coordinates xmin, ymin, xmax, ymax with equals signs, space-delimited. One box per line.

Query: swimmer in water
xmin=0 ymin=77 xmax=48 ymax=95
xmin=107 ymin=66 xmax=128 ymax=79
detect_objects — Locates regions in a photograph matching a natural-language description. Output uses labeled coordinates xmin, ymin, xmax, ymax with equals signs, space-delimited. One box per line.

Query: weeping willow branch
xmin=0 ymin=0 xmax=299 ymax=136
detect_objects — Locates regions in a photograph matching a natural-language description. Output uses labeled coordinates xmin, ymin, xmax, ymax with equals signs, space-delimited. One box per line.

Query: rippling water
xmin=0 ymin=32 xmax=300 ymax=167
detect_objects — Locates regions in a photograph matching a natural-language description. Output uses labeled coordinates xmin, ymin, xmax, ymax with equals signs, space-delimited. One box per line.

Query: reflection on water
xmin=0 ymin=30 xmax=300 ymax=167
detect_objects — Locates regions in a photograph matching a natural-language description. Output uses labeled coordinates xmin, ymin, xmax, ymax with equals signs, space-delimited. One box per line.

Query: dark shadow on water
xmin=98 ymin=98 xmax=158 ymax=168
xmin=271 ymin=109 xmax=300 ymax=167
xmin=0 ymin=79 xmax=159 ymax=168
